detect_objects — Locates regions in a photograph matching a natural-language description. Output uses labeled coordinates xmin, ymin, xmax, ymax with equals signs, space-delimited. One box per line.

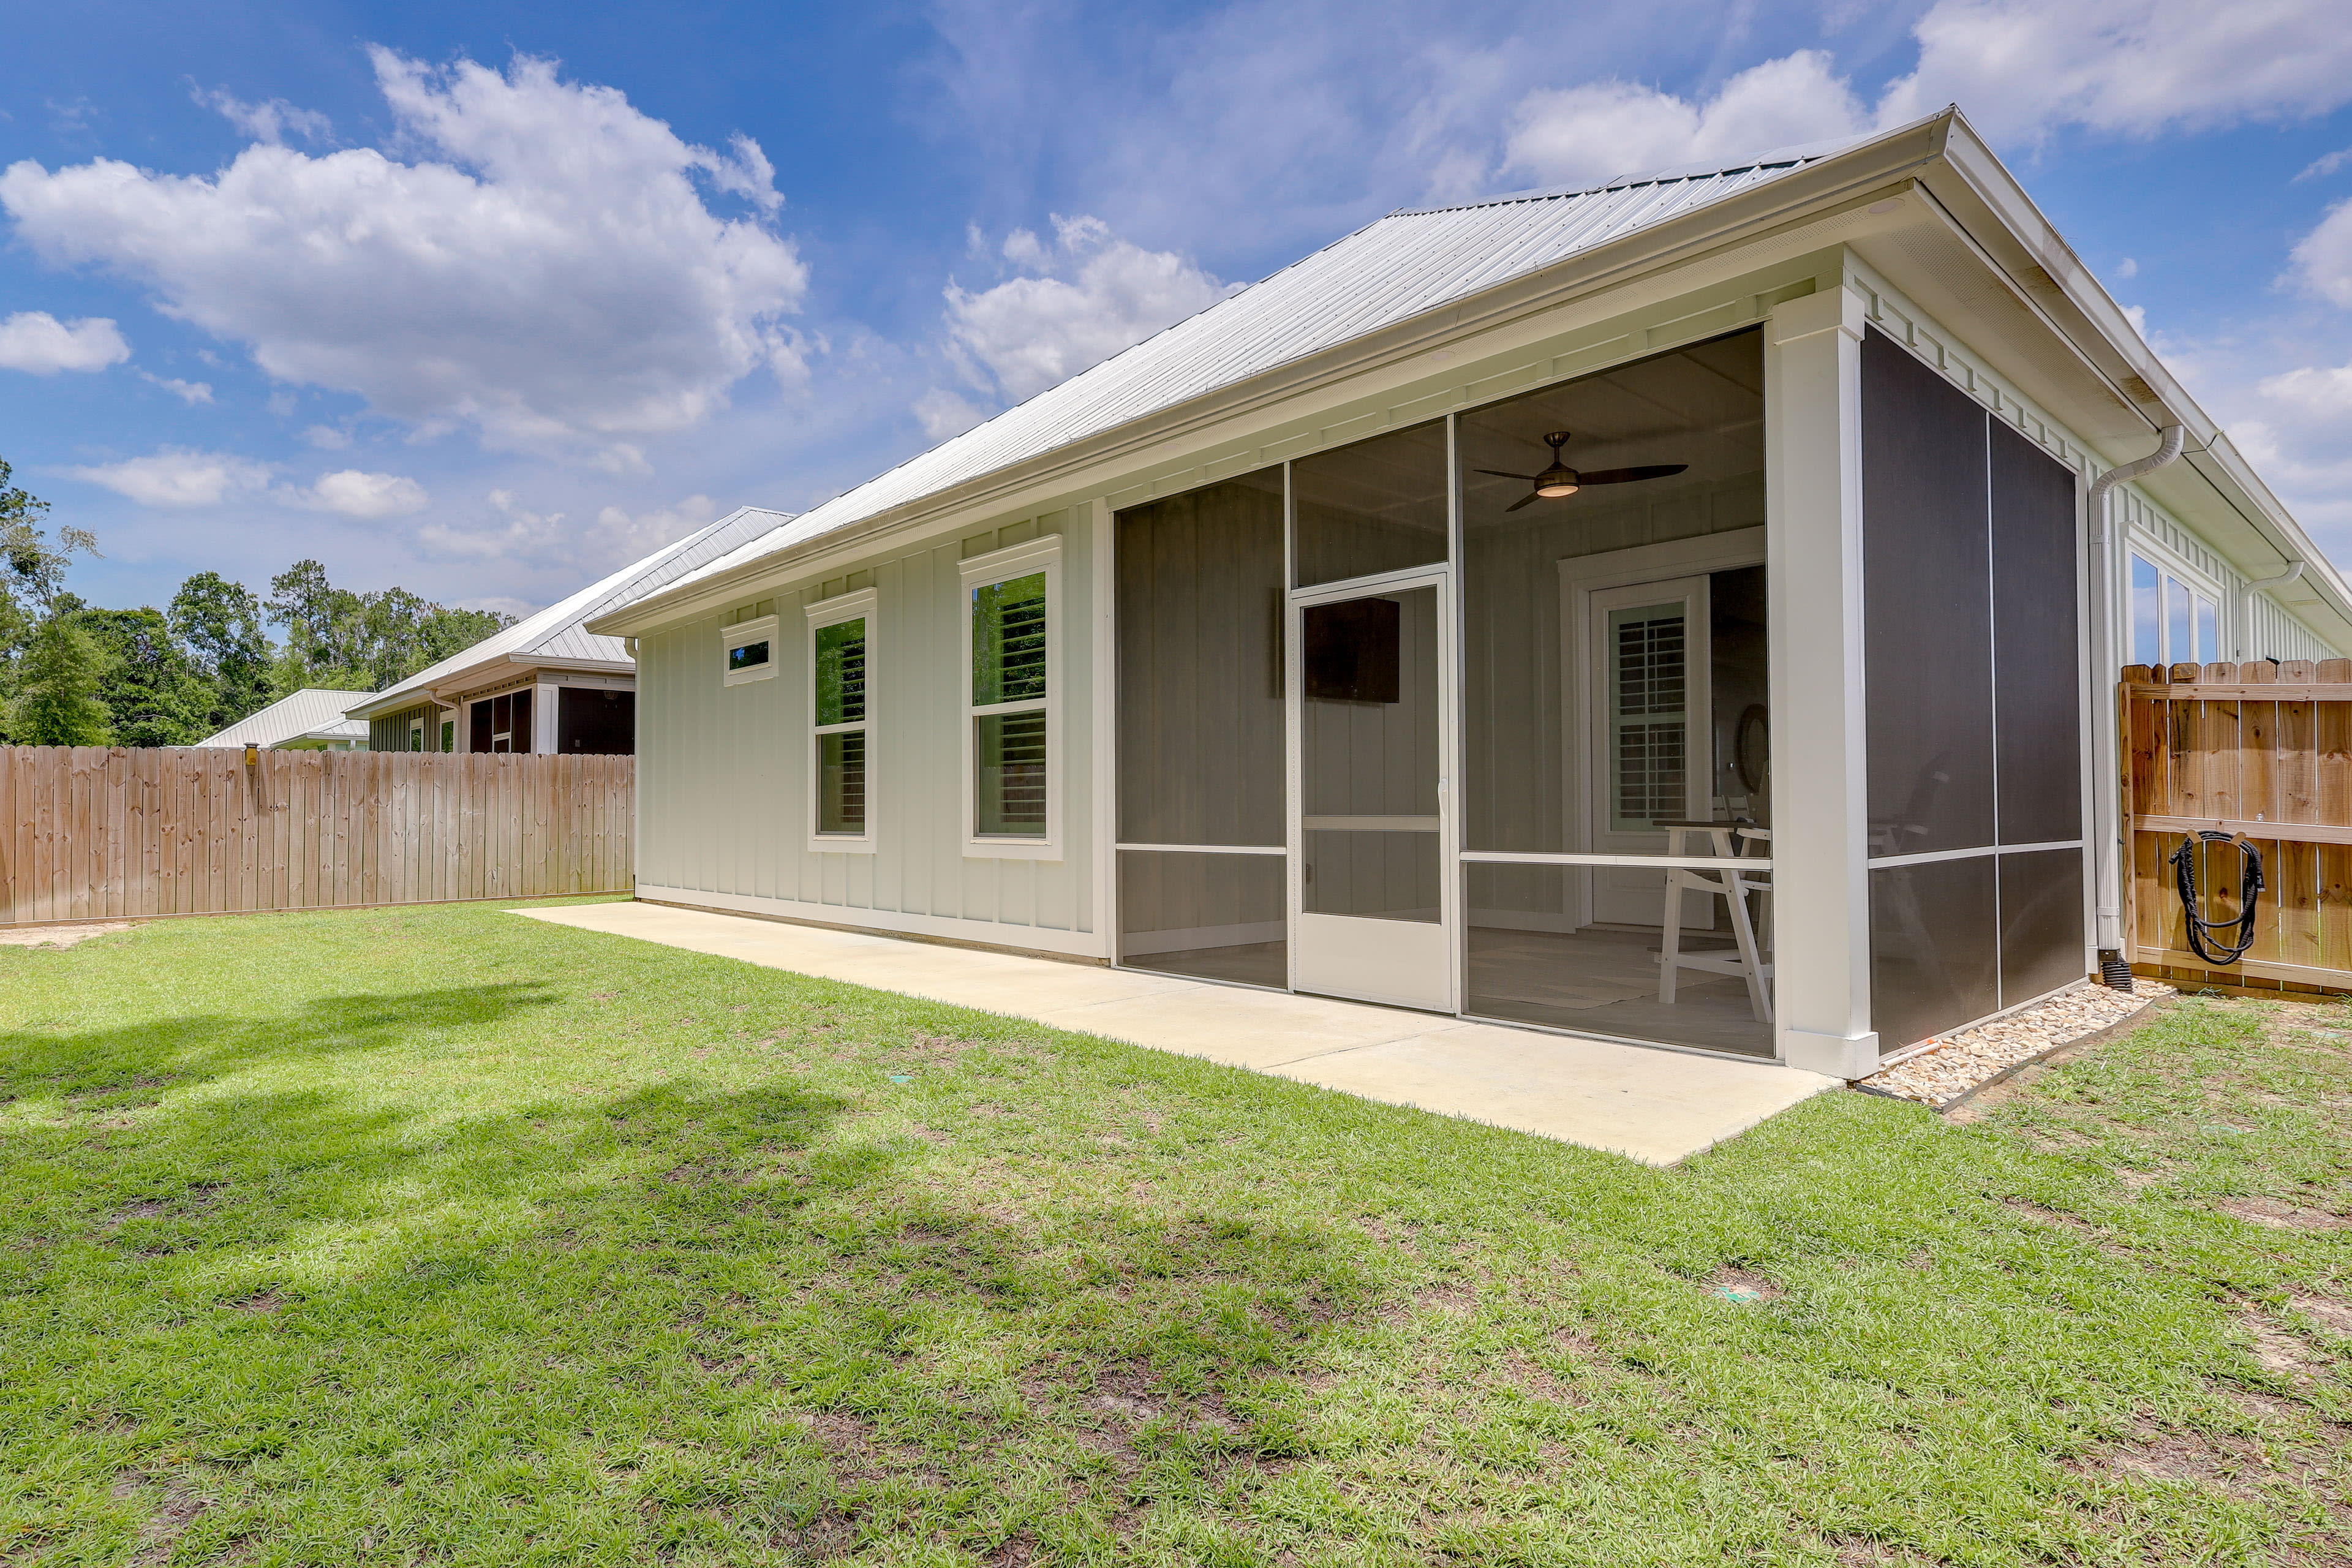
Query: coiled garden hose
xmin=2169 ymin=831 xmax=2264 ymax=966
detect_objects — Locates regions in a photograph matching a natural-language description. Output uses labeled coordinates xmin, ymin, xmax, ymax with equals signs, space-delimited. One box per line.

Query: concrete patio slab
xmin=513 ymin=901 xmax=1839 ymax=1164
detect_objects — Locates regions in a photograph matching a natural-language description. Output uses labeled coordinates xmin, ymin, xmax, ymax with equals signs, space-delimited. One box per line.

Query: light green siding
xmin=635 ymin=508 xmax=1099 ymax=952
xmin=369 ymin=703 xmax=443 ymax=753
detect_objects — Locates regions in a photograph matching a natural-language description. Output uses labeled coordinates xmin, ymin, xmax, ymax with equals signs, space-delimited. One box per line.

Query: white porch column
xmin=532 ymin=681 xmax=559 ymax=754
xmin=1765 ymin=285 xmax=1880 ymax=1079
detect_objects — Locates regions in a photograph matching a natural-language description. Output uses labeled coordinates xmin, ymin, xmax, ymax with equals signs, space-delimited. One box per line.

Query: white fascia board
xmin=589 ymin=117 xmax=1959 ymax=641
xmin=348 ymin=654 xmax=636 ymax=720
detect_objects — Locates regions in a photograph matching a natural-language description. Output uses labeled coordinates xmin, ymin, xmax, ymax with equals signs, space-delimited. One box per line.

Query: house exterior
xmin=344 ymin=508 xmax=790 ymax=755
xmin=194 ymin=687 xmax=371 ymax=750
xmin=588 ymin=110 xmax=2351 ymax=1081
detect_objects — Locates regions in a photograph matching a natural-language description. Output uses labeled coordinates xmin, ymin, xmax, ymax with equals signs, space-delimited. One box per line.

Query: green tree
xmin=1 ymin=457 xmax=99 ymax=617
xmin=170 ymin=571 xmax=276 ymax=729
xmin=75 ymin=606 xmax=215 ymax=746
xmin=0 ymin=458 xmax=104 ymax=744
xmin=265 ymin=559 xmax=512 ymax=692
xmin=14 ymin=614 xmax=113 ymax=745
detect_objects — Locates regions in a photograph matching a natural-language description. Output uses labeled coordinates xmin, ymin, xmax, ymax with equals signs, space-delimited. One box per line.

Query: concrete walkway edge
xmin=511 ymin=902 xmax=1839 ymax=1166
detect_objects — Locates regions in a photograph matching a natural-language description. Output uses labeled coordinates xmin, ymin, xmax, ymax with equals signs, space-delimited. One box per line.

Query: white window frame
xmin=720 ymin=612 xmax=781 ymax=687
xmin=805 ymin=589 xmax=876 ymax=854
xmin=960 ymin=536 xmax=1063 ymax=860
xmin=2126 ymin=545 xmax=2223 ymax=669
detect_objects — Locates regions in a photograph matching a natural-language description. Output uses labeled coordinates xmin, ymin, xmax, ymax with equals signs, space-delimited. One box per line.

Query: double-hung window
xmin=2128 ymin=552 xmax=2218 ymax=668
xmin=960 ymin=538 xmax=1061 ymax=857
xmin=807 ymin=590 xmax=875 ymax=850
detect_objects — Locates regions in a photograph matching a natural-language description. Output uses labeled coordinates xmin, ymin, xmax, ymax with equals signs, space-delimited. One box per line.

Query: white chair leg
xmin=1725 ymin=874 xmax=1771 ymax=1024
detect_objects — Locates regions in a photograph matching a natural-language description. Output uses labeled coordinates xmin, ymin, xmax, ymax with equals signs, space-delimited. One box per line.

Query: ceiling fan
xmin=1477 ymin=431 xmax=1687 ymax=513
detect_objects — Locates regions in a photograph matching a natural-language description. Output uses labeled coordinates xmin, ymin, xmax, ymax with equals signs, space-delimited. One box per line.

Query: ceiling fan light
xmin=1536 ymin=479 xmax=1578 ymax=498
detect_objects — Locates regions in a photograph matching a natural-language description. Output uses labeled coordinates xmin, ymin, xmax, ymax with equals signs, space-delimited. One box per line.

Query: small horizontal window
xmin=721 ymin=614 xmax=782 ymax=686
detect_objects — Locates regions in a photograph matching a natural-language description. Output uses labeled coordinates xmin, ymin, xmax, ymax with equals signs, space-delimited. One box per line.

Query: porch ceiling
xmin=512 ymin=901 xmax=1840 ymax=1166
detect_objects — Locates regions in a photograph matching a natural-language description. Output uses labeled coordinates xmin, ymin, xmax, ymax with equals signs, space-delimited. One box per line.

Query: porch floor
xmin=512 ymin=901 xmax=1839 ymax=1166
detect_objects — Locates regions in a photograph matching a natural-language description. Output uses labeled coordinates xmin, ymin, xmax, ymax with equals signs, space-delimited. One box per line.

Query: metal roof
xmin=345 ymin=505 xmax=793 ymax=717
xmin=635 ymin=137 xmax=1869 ymax=609
xmin=195 ymin=687 xmax=371 ymax=748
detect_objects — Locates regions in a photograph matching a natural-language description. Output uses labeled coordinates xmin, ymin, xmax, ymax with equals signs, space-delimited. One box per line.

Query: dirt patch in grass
xmin=2077 ymin=1419 xmax=2271 ymax=1496
xmin=2216 ymin=1194 xmax=2351 ymax=1231
xmin=1825 ymin=1534 xmax=1945 ymax=1566
xmin=1 ymin=921 xmax=134 ymax=949
xmin=1709 ymin=1264 xmax=1784 ymax=1303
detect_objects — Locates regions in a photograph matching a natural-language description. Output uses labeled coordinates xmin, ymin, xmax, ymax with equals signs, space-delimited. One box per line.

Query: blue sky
xmin=6 ymin=0 xmax=2352 ymax=618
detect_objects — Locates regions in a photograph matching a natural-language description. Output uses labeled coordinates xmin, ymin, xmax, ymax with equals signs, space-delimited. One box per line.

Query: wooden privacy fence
xmin=2 ymin=747 xmax=633 ymax=926
xmin=2124 ymin=659 xmax=2352 ymax=993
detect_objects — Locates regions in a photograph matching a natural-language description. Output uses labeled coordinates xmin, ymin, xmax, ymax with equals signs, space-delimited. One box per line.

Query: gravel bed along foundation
xmin=1856 ymin=979 xmax=2174 ymax=1108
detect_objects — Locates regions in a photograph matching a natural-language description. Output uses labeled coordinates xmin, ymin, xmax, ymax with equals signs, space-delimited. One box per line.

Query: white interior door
xmin=1586 ymin=576 xmax=1713 ymax=928
xmin=1289 ymin=576 xmax=1453 ymax=1011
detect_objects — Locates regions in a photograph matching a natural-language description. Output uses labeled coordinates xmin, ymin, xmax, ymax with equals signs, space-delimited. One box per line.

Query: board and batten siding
xmin=369 ymin=702 xmax=440 ymax=753
xmin=635 ymin=507 xmax=1103 ymax=957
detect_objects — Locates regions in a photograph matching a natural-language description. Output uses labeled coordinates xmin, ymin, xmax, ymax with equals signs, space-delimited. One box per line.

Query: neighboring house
xmin=194 ymin=688 xmax=371 ymax=751
xmin=587 ymin=110 xmax=2351 ymax=1081
xmin=345 ymin=508 xmax=790 ymax=755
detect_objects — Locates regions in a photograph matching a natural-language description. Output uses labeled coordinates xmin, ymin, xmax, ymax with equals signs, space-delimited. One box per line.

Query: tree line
xmin=3 ymin=458 xmax=514 ymax=747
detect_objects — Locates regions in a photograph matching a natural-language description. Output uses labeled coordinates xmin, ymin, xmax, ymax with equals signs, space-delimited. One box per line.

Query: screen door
xmin=1290 ymin=576 xmax=1453 ymax=1010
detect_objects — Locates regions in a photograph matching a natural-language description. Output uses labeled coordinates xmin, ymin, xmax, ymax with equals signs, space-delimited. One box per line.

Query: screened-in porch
xmin=1110 ymin=311 xmax=2094 ymax=1068
xmin=1113 ymin=330 xmax=1782 ymax=1058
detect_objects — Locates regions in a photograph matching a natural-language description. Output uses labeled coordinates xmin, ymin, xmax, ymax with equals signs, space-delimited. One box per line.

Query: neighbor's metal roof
xmin=195 ymin=688 xmax=371 ymax=748
xmin=635 ymin=137 xmax=1870 ymax=611
xmin=347 ymin=505 xmax=793 ymax=717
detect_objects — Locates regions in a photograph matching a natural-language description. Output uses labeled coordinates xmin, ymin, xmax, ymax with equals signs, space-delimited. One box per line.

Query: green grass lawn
xmin=2 ymin=900 xmax=2348 ymax=1567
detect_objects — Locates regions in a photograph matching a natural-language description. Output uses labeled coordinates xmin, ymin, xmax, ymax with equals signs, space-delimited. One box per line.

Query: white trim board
xmin=633 ymin=885 xmax=1108 ymax=960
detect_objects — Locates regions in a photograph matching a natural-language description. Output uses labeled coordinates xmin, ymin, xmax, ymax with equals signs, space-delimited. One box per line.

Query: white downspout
xmin=2086 ymin=423 xmax=2185 ymax=979
xmin=2237 ymin=560 xmax=2304 ymax=660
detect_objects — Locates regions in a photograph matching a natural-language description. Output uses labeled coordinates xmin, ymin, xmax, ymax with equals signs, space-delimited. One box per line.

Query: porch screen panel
xmin=1460 ymin=330 xmax=1766 ymax=861
xmin=1292 ymin=420 xmax=1448 ymax=589
xmin=1868 ymin=856 xmax=1999 ymax=1057
xmin=1861 ymin=326 xmax=1994 ymax=857
xmin=1999 ymin=849 xmax=2086 ymax=1006
xmin=1117 ymin=850 xmax=1286 ymax=988
xmin=1115 ymin=470 xmax=1287 ymax=985
xmin=1989 ymin=420 xmax=2082 ymax=845
xmin=1455 ymin=331 xmax=1773 ymax=1060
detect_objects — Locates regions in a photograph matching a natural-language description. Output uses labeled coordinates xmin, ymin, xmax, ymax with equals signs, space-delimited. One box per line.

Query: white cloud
xmin=1880 ymin=0 xmax=2352 ymax=145
xmin=1501 ymin=2 xmax=2352 ymax=195
xmin=287 ymin=469 xmax=429 ymax=519
xmin=454 ymin=595 xmax=536 ymax=618
xmin=592 ymin=494 xmax=723 ymax=559
xmin=66 ymin=447 xmax=271 ymax=507
xmin=302 ymin=424 xmax=351 ymax=449
xmin=2291 ymin=200 xmax=2352 ymax=308
xmin=944 ymin=214 xmax=1237 ymax=402
xmin=1 ymin=48 xmax=807 ymax=460
xmin=2297 ymin=148 xmax=2352 ymax=183
xmin=195 ymin=86 xmax=331 ymax=145
xmin=0 ymin=310 xmax=129 ymax=373
xmin=139 ymin=370 xmax=213 ymax=404
xmin=913 ymin=387 xmax=984 ymax=440
xmin=2116 ymin=257 xmax=2139 ymax=279
xmin=417 ymin=488 xmax=718 ymax=568
xmin=1505 ymin=52 xmax=1869 ymax=189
